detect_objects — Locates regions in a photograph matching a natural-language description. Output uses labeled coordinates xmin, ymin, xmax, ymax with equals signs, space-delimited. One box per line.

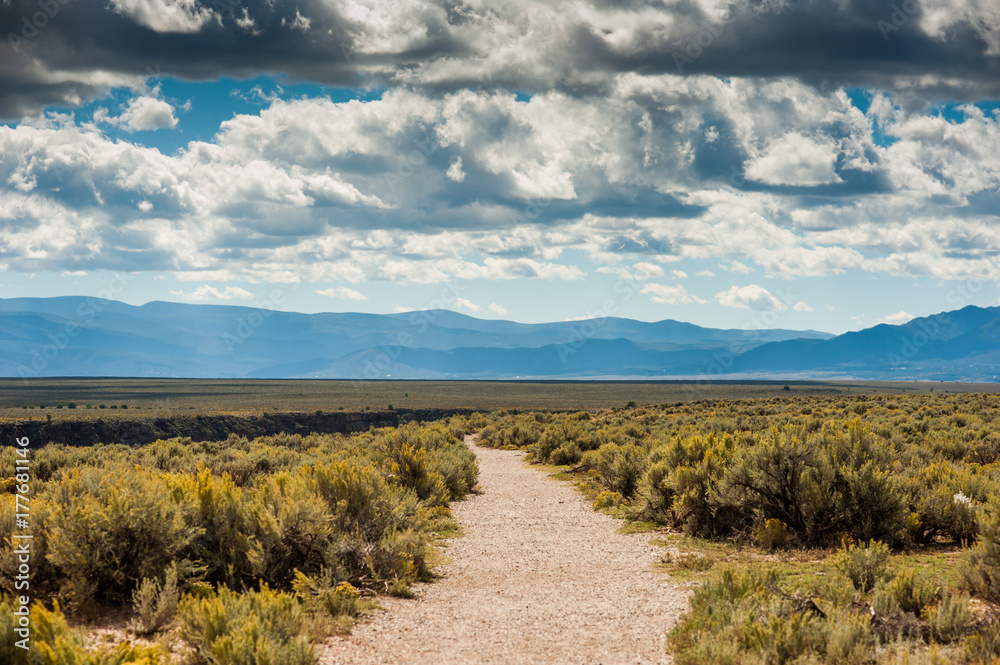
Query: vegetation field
xmin=1 ymin=420 xmax=477 ymax=663
xmin=474 ymin=392 xmax=1000 ymax=664
xmin=6 ymin=387 xmax=1000 ymax=663
xmin=3 ymin=378 xmax=1000 ymax=421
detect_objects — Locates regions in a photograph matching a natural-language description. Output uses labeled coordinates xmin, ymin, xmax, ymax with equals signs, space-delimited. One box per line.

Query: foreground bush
xmin=669 ymin=557 xmax=980 ymax=665
xmin=0 ymin=598 xmax=165 ymax=664
xmin=471 ymin=395 xmax=1000 ymax=548
xmin=960 ymin=508 xmax=1000 ymax=604
xmin=179 ymin=585 xmax=316 ymax=665
xmin=831 ymin=539 xmax=891 ymax=592
xmin=0 ymin=420 xmax=477 ymax=610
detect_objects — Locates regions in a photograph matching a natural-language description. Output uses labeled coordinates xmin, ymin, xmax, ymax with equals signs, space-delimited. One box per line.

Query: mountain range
xmin=1 ymin=297 xmax=998 ymax=381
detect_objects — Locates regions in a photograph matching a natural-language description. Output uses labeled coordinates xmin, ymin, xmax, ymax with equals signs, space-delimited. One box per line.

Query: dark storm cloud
xmin=2 ymin=0 xmax=999 ymax=119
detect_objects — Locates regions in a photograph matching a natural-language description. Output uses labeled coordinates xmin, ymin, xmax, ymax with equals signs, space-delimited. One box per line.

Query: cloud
xmin=723 ymin=261 xmax=753 ymax=275
xmin=454 ymin=297 xmax=480 ymax=312
xmin=671 ymin=270 xmax=688 ymax=279
xmin=281 ymin=10 xmax=311 ymax=32
xmin=3 ymin=0 xmax=1000 ymax=118
xmin=488 ymin=302 xmax=508 ymax=316
xmin=446 ymin=157 xmax=465 ymax=182
xmin=316 ymin=286 xmax=368 ymax=301
xmin=640 ymin=283 xmax=707 ymax=305
xmin=792 ymin=301 xmax=814 ymax=312
xmin=1 ymin=72 xmax=1000 ymax=288
xmin=877 ymin=310 xmax=916 ymax=325
xmin=104 ymin=95 xmax=179 ymax=132
xmin=602 ymin=262 xmax=665 ymax=281
xmin=744 ymin=133 xmax=842 ymax=187
xmin=170 ymin=285 xmax=255 ymax=301
xmin=695 ymin=270 xmax=715 ymax=278
xmin=107 ymin=0 xmax=215 ymax=34
xmin=715 ymin=284 xmax=788 ymax=311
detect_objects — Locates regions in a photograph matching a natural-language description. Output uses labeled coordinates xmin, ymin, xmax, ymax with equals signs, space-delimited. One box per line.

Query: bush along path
xmin=320 ymin=435 xmax=688 ymax=665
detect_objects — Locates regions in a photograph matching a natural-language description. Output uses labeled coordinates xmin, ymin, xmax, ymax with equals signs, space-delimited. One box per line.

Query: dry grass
xmin=4 ymin=378 xmax=998 ymax=421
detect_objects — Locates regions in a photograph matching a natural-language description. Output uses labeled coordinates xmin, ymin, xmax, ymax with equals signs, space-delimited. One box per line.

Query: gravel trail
xmin=320 ymin=437 xmax=688 ymax=665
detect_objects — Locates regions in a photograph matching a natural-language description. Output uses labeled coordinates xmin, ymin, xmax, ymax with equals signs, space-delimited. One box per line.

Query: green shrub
xmin=0 ymin=599 xmax=166 ymax=664
xmin=823 ymin=608 xmax=874 ymax=665
xmin=130 ymin=564 xmax=180 ymax=636
xmin=167 ymin=466 xmax=254 ymax=587
xmin=831 ymin=539 xmax=891 ymax=592
xmin=960 ymin=509 xmax=1000 ymax=603
xmin=963 ymin=620 xmax=1000 ymax=664
xmin=592 ymin=490 xmax=624 ymax=510
xmin=292 ymin=570 xmax=364 ymax=619
xmin=923 ymin=591 xmax=975 ymax=643
xmin=753 ymin=518 xmax=792 ymax=550
xmin=179 ymin=585 xmax=317 ymax=665
xmin=723 ymin=427 xmax=823 ymax=538
xmin=877 ymin=568 xmax=940 ymax=616
xmin=669 ymin=566 xmax=834 ymax=665
xmin=43 ymin=466 xmax=200 ymax=606
xmin=584 ymin=443 xmax=647 ymax=498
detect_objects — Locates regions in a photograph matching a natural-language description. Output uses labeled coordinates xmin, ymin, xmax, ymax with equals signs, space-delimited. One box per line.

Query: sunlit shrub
xmin=130 ymin=563 xmax=180 ymax=636
xmin=960 ymin=508 xmax=1000 ymax=603
xmin=179 ymin=585 xmax=316 ymax=665
xmin=0 ymin=599 xmax=166 ymax=664
xmin=831 ymin=539 xmax=891 ymax=593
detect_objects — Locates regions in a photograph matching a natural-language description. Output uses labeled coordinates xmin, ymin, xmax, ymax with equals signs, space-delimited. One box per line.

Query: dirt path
xmin=320 ymin=437 xmax=689 ymax=664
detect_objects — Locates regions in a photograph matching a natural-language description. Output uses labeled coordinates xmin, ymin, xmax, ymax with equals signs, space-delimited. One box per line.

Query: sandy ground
xmin=319 ymin=436 xmax=689 ymax=665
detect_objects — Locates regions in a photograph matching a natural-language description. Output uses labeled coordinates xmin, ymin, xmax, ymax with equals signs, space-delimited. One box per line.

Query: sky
xmin=1 ymin=1 xmax=1000 ymax=335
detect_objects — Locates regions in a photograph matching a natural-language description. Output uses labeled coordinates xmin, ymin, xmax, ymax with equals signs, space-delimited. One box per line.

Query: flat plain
xmin=4 ymin=378 xmax=1000 ymax=420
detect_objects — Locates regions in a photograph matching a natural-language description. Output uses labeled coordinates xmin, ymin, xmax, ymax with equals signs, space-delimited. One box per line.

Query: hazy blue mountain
xmin=732 ymin=306 xmax=1000 ymax=380
xmin=2 ymin=296 xmax=998 ymax=381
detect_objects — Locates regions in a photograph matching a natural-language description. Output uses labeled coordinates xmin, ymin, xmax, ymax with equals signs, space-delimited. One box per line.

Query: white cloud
xmin=715 ymin=284 xmax=788 ymax=311
xmin=281 ymin=10 xmax=311 ymax=32
xmin=454 ymin=297 xmax=481 ymax=312
xmin=640 ymin=283 xmax=707 ymax=305
xmin=745 ymin=133 xmax=842 ymax=187
xmin=671 ymin=269 xmax=688 ymax=279
xmin=446 ymin=157 xmax=466 ymax=182
xmin=723 ymin=261 xmax=753 ymax=275
xmin=695 ymin=270 xmax=715 ymax=278
xmin=316 ymin=286 xmax=368 ymax=301
xmin=111 ymin=95 xmax=179 ymax=132
xmin=792 ymin=301 xmax=814 ymax=312
xmin=602 ymin=261 xmax=665 ymax=281
xmin=877 ymin=310 xmax=916 ymax=325
xmin=108 ymin=0 xmax=214 ymax=33
xmin=3 ymin=76 xmax=1000 ymax=290
xmin=488 ymin=302 xmax=509 ymax=316
xmin=170 ymin=285 xmax=254 ymax=301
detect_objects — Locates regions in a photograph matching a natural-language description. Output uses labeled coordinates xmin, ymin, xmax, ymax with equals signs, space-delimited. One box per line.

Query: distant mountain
xmin=732 ymin=306 xmax=1000 ymax=381
xmin=1 ymin=296 xmax=997 ymax=381
xmin=0 ymin=296 xmax=829 ymax=379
